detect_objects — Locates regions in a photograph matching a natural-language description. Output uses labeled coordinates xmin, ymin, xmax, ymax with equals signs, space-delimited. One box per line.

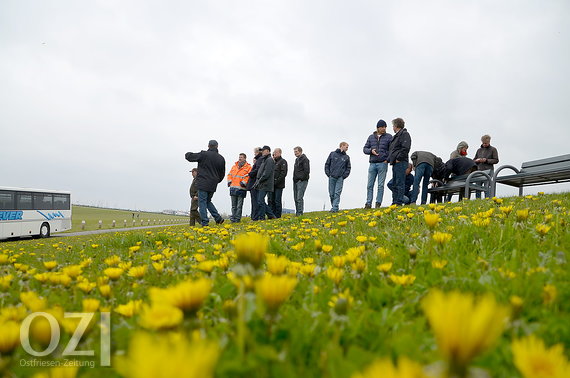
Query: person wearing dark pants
xmin=325 ymin=142 xmax=351 ymax=212
xmin=185 ymin=140 xmax=226 ymax=226
xmin=292 ymin=146 xmax=310 ymax=216
xmin=227 ymin=153 xmax=251 ymax=223
xmin=474 ymin=134 xmax=499 ymax=199
xmin=387 ymin=163 xmax=414 ymax=205
xmin=387 ymin=118 xmax=412 ymax=206
xmin=246 ymin=147 xmax=262 ymax=220
xmin=254 ymin=146 xmax=276 ymax=220
xmin=189 ymin=168 xmax=200 ymax=226
xmin=269 ymin=148 xmax=287 ymax=218
xmin=410 ymin=151 xmax=437 ymax=205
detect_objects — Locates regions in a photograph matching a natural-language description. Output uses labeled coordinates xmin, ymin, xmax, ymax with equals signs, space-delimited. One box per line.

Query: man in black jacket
xmin=269 ymin=148 xmax=288 ymax=218
xmin=185 ymin=140 xmax=226 ymax=226
xmin=246 ymin=147 xmax=262 ymax=220
xmin=387 ymin=118 xmax=412 ymax=206
xmin=293 ymin=146 xmax=310 ymax=216
xmin=325 ymin=142 xmax=351 ymax=212
xmin=254 ymin=146 xmax=276 ymax=220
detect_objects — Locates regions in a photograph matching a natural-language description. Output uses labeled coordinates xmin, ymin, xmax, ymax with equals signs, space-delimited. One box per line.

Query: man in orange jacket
xmin=227 ymin=153 xmax=252 ymax=222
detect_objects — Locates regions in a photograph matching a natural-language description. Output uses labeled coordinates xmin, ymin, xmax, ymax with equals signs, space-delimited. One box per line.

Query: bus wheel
xmin=39 ymin=223 xmax=50 ymax=238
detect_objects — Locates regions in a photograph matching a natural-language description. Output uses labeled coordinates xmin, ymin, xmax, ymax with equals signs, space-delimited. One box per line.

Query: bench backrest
xmin=521 ymin=154 xmax=570 ymax=173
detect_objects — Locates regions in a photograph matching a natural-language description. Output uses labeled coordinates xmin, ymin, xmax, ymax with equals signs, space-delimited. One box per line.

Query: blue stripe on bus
xmin=0 ymin=211 xmax=23 ymax=221
xmin=37 ymin=211 xmax=65 ymax=220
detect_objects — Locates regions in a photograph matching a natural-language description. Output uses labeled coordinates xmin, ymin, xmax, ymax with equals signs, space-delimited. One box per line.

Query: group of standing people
xmin=185 ymin=119 xmax=499 ymax=226
xmin=186 ymin=141 xmax=311 ymax=226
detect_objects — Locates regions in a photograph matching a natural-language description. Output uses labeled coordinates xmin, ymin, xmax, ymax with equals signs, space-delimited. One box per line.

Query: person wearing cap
xmin=268 ymin=148 xmax=288 ymax=218
xmin=473 ymin=134 xmax=499 ymax=199
xmin=363 ymin=119 xmax=393 ymax=208
xmin=227 ymin=153 xmax=251 ymax=223
xmin=325 ymin=142 xmax=351 ymax=212
xmin=387 ymin=118 xmax=412 ymax=206
xmin=292 ymin=146 xmax=310 ymax=216
xmin=253 ymin=146 xmax=276 ymax=220
xmin=189 ymin=168 xmax=200 ymax=226
xmin=185 ymin=140 xmax=226 ymax=226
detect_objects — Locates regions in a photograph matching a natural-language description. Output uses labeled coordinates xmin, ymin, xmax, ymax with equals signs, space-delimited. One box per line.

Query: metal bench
xmin=428 ymin=170 xmax=493 ymax=203
xmin=491 ymin=154 xmax=570 ymax=196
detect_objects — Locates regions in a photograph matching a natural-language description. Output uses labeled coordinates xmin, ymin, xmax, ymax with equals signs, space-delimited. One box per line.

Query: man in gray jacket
xmin=473 ymin=134 xmax=499 ymax=199
xmin=410 ymin=151 xmax=438 ymax=205
xmin=325 ymin=142 xmax=351 ymax=212
xmin=254 ymin=145 xmax=276 ymax=220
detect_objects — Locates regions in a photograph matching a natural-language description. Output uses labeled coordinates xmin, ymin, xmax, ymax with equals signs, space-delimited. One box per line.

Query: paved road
xmin=54 ymin=223 xmax=189 ymax=238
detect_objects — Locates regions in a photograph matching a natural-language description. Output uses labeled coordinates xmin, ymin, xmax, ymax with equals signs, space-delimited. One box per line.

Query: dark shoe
xmin=364 ymin=203 xmax=371 ymax=209
xmin=375 ymin=202 xmax=381 ymax=208
xmin=216 ymin=218 xmax=225 ymax=225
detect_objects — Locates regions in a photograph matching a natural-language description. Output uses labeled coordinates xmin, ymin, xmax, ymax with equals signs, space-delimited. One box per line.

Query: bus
xmin=0 ymin=186 xmax=72 ymax=240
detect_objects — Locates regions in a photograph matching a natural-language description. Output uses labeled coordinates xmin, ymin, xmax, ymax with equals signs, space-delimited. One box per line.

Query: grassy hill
xmin=1 ymin=193 xmax=569 ymax=377
xmin=69 ymin=205 xmax=188 ymax=232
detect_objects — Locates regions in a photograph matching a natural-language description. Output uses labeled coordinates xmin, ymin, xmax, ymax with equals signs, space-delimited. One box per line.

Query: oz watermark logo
xmin=19 ymin=312 xmax=111 ymax=367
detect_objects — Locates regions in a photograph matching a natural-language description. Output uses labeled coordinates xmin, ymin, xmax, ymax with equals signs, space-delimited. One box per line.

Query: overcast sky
xmin=1 ymin=0 xmax=569 ymax=214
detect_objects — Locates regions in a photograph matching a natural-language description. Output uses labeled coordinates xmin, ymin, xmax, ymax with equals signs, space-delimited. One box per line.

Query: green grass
xmin=68 ymin=205 xmax=188 ymax=232
xmin=1 ymin=193 xmax=569 ymax=377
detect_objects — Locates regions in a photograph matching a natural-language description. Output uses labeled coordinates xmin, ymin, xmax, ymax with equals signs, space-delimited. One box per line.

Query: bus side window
xmin=34 ymin=193 xmax=53 ymax=210
xmin=0 ymin=191 xmax=15 ymax=210
xmin=16 ymin=193 xmax=33 ymax=210
xmin=53 ymin=194 xmax=70 ymax=210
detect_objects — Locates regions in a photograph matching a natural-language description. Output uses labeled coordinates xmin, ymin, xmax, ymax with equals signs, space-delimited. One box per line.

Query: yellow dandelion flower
xmin=43 ymin=261 xmax=57 ymax=270
xmin=516 ymin=209 xmax=530 ymax=221
xmin=329 ymin=229 xmax=339 ymax=236
xmin=535 ymin=224 xmax=551 ymax=237
xmin=322 ymin=245 xmax=334 ymax=253
xmin=233 ymin=232 xmax=268 ymax=268
xmin=332 ymin=256 xmax=346 ymax=268
xmin=389 ymin=274 xmax=416 ymax=286
xmin=377 ymin=262 xmax=393 ymax=274
xmin=115 ymin=332 xmax=219 ymax=378
xmin=82 ymin=298 xmax=100 ymax=313
xmin=152 ymin=262 xmax=164 ymax=272
xmin=115 ymin=300 xmax=143 ymax=318
xmin=197 ymin=260 xmax=217 ymax=273
xmin=0 ymin=321 xmax=21 ymax=354
xmin=99 ymin=284 xmax=112 ymax=298
xmin=127 ymin=266 xmax=148 ymax=279
xmin=351 ymin=258 xmax=366 ymax=273
xmin=421 ymin=289 xmax=509 ymax=371
xmin=424 ymin=211 xmax=441 ymax=229
xmin=0 ymin=254 xmax=9 ymax=265
xmin=432 ymin=232 xmax=453 ymax=245
xmin=431 ymin=260 xmax=448 ymax=269
xmin=62 ymin=264 xmax=82 ymax=278
xmin=129 ymin=245 xmax=141 ymax=253
xmin=326 ymin=267 xmax=344 ymax=285
xmin=376 ymin=247 xmax=390 ymax=258
xmin=356 ymin=235 xmax=368 ymax=243
xmin=500 ymin=206 xmax=513 ymax=216
xmin=149 ymin=278 xmax=211 ymax=314
xmin=300 ymin=264 xmax=316 ymax=277
xmin=104 ymin=267 xmax=124 ymax=280
xmin=512 ymin=334 xmax=570 ymax=378
xmin=104 ymin=255 xmax=121 ymax=266
xmin=255 ymin=274 xmax=297 ymax=312
xmin=0 ymin=274 xmax=14 ymax=290
xmin=138 ymin=304 xmax=183 ymax=330
xmin=267 ymin=255 xmax=290 ymax=275
xmin=20 ymin=291 xmax=47 ymax=311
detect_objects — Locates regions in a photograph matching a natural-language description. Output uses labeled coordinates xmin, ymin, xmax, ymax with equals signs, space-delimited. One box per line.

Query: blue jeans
xmin=410 ymin=163 xmax=433 ymax=204
xmin=230 ymin=195 xmax=244 ymax=222
xmin=250 ymin=189 xmax=260 ymax=220
xmin=328 ymin=177 xmax=344 ymax=212
xmin=257 ymin=190 xmax=276 ymax=220
xmin=293 ymin=180 xmax=308 ymax=216
xmin=366 ymin=162 xmax=388 ymax=206
xmin=268 ymin=188 xmax=284 ymax=218
xmin=198 ymin=190 xmax=222 ymax=226
xmin=391 ymin=162 xmax=408 ymax=205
